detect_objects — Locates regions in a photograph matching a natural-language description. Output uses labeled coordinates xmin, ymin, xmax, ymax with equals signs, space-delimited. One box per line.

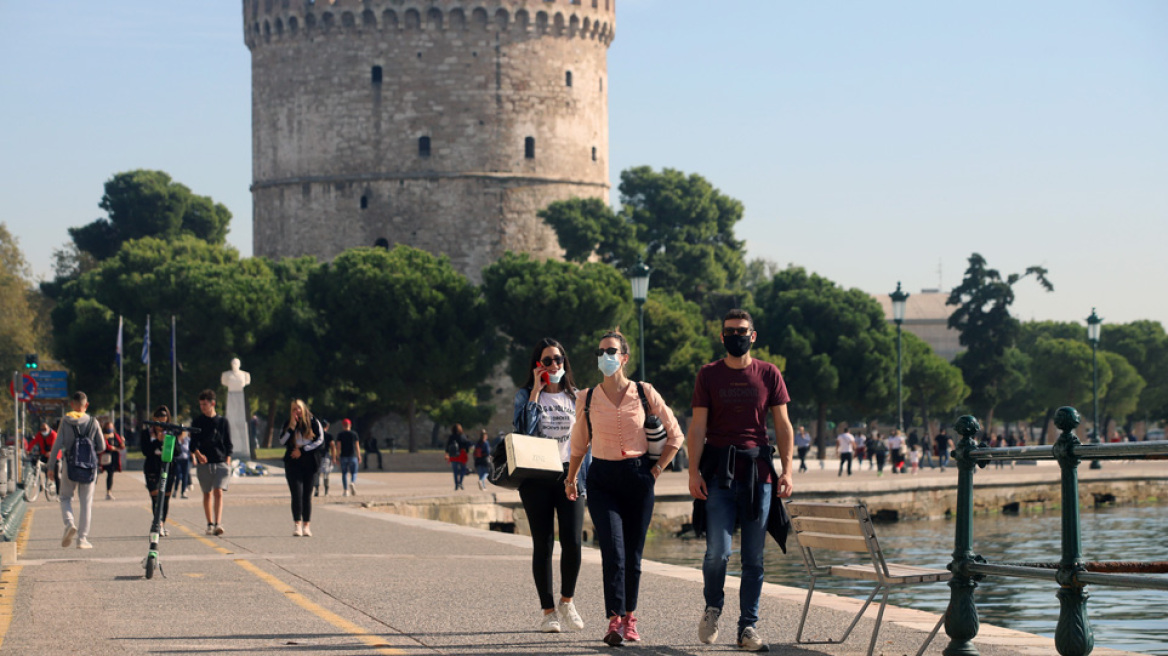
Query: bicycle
xmin=21 ymin=455 xmax=59 ymax=503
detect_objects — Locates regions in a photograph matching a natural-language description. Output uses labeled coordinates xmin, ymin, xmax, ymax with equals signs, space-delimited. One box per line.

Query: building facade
xmin=243 ymin=0 xmax=615 ymax=280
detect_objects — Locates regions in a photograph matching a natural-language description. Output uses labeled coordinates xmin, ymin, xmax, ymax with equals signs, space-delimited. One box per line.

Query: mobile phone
xmin=541 ymin=371 xmax=550 ymax=385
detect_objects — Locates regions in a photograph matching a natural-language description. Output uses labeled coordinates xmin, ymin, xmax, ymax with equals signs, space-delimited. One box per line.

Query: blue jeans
xmin=703 ymin=481 xmax=772 ymax=631
xmin=451 ymin=462 xmax=467 ymax=487
xmin=938 ymin=449 xmax=950 ymax=469
xmin=475 ymin=463 xmax=490 ymax=483
xmin=340 ymin=456 xmax=359 ymax=490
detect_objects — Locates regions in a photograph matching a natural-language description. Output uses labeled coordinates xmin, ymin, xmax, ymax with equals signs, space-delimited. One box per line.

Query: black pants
xmin=519 ymin=473 xmax=584 ymax=610
xmin=145 ymin=463 xmax=178 ymax=523
xmin=103 ymin=462 xmax=118 ymax=492
xmin=838 ymin=452 xmax=853 ymax=476
xmin=796 ymin=446 xmax=809 ymax=472
xmin=586 ymin=456 xmax=655 ymax=618
xmin=285 ymin=456 xmax=318 ymax=523
xmin=364 ymin=450 xmax=382 ymax=470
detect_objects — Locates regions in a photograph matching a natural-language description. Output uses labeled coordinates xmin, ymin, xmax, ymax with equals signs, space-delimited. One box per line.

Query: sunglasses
xmin=540 ymin=356 xmax=564 ymax=367
xmin=595 ymin=347 xmax=625 ymax=357
xmin=722 ymin=327 xmax=753 ymax=336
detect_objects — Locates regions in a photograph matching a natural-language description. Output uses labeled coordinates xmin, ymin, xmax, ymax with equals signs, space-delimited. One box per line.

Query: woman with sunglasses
xmin=140 ymin=406 xmax=178 ymax=534
xmin=566 ymin=329 xmax=684 ymax=646
xmin=512 ymin=337 xmax=587 ymax=634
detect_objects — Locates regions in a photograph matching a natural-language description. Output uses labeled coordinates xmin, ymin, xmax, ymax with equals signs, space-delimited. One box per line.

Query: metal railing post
xmin=944 ymin=415 xmax=984 ymax=656
xmin=1051 ymin=407 xmax=1094 ymax=656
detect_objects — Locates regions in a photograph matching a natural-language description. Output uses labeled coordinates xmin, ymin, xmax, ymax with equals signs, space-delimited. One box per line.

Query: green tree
xmin=0 ymin=223 xmax=46 ymax=428
xmin=902 ymin=332 xmax=969 ymax=436
xmin=947 ymin=253 xmax=1053 ymax=432
xmin=1098 ymin=351 xmax=1145 ymax=433
xmin=754 ymin=267 xmax=897 ymax=457
xmin=66 ymin=170 xmax=231 ymax=262
xmin=308 ymin=246 xmax=500 ymax=452
xmin=1028 ymin=337 xmax=1111 ymax=442
xmin=539 ymin=167 xmax=747 ymax=306
xmin=426 ymin=389 xmax=495 ymax=432
xmin=641 ymin=290 xmax=716 ymax=412
xmin=1103 ymin=321 xmax=1168 ymax=425
xmin=481 ymin=252 xmax=632 ymax=390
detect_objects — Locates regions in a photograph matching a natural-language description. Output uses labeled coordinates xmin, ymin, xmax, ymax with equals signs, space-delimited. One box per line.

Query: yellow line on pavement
xmin=0 ymin=508 xmax=35 ymax=649
xmin=166 ymin=515 xmax=401 ymax=654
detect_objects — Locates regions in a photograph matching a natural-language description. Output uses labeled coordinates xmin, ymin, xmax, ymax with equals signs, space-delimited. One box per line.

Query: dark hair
xmin=600 ymin=328 xmax=629 ymax=354
xmin=452 ymin=423 xmax=464 ymax=435
xmin=153 ymin=405 xmax=171 ymax=419
xmin=71 ymin=391 xmax=88 ymax=405
xmin=723 ymin=308 xmax=754 ymax=330
xmin=523 ymin=337 xmax=578 ymax=393
xmin=198 ymin=389 xmax=216 ymax=403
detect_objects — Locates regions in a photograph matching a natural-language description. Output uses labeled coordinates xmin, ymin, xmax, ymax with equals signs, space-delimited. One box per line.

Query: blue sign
xmin=30 ymin=370 xmax=68 ymax=400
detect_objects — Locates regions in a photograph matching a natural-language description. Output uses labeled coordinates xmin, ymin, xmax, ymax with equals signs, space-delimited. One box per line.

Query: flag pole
xmin=144 ymin=314 xmax=151 ymax=414
xmin=118 ymin=315 xmax=125 ymax=439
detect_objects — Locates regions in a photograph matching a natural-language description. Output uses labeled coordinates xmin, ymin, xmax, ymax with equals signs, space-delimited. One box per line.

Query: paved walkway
xmin=0 ymin=458 xmax=1158 ymax=655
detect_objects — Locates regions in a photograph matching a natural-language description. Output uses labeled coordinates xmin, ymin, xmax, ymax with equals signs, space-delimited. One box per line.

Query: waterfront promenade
xmin=1 ymin=457 xmax=1161 ymax=655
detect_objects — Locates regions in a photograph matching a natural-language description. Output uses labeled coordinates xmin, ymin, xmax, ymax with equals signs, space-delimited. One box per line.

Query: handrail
xmin=943 ymin=408 xmax=1168 ymax=656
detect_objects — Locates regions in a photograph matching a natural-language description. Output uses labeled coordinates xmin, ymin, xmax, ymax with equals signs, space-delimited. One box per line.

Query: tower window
xmin=591 ymin=147 xmax=597 ymax=161
xmin=419 ymin=136 xmax=431 ymax=157
xmin=565 ymin=71 xmax=572 ymax=87
xmin=600 ymin=77 xmax=604 ymax=92
xmin=374 ymin=237 xmax=389 ymax=249
xmin=525 ymin=137 xmax=535 ymax=159
xmin=372 ymin=65 xmax=383 ymax=84
xmin=360 ymin=195 xmax=368 ymax=209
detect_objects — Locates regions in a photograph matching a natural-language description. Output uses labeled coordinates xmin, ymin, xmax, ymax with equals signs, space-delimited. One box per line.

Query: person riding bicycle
xmin=26 ymin=423 xmax=57 ymax=463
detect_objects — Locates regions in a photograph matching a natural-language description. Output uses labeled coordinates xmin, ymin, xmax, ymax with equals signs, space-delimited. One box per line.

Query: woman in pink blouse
xmin=566 ymin=329 xmax=684 ymax=647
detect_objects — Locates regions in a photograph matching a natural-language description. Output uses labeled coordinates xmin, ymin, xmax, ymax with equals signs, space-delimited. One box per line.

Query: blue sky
xmin=3 ymin=1 xmax=1166 ymax=331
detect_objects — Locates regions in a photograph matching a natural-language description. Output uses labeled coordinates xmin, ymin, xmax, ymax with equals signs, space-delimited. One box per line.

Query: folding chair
xmin=789 ymin=501 xmax=950 ymax=656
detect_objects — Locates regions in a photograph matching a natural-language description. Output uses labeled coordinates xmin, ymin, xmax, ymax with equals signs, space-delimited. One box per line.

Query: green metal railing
xmin=943 ymin=408 xmax=1168 ymax=656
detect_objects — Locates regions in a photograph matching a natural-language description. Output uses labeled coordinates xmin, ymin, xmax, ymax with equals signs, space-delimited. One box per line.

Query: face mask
xmin=42 ymin=428 xmax=50 ymax=436
xmin=724 ymin=335 xmax=753 ymax=358
xmin=547 ymin=369 xmax=566 ymax=384
xmin=597 ymin=354 xmax=622 ymax=377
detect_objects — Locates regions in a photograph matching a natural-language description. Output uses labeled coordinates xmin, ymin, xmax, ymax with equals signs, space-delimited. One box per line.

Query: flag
xmin=116 ymin=316 xmax=124 ymax=366
xmin=141 ymin=315 xmax=151 ymax=365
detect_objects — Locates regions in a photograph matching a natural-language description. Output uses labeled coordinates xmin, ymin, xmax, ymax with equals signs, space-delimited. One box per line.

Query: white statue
xmin=221 ymin=358 xmax=252 ymax=456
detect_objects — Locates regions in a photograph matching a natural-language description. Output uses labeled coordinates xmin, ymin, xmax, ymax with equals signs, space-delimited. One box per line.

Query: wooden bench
xmin=789 ymin=501 xmax=950 ymax=656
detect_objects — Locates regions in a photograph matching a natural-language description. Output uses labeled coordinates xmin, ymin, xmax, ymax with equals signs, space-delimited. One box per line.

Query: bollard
xmin=1051 ymin=407 xmax=1094 ymax=656
xmin=944 ymin=415 xmax=984 ymax=656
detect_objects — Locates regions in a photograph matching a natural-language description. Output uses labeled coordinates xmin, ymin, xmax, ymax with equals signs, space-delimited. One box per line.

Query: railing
xmin=944 ymin=407 xmax=1168 ymax=656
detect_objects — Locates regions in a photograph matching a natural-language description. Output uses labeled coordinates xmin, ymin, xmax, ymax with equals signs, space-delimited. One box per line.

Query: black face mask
xmin=724 ymin=335 xmax=753 ymax=358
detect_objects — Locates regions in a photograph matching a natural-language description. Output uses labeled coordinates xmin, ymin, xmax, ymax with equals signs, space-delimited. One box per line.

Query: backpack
xmin=67 ymin=419 xmax=99 ymax=483
xmin=446 ymin=437 xmax=463 ymax=458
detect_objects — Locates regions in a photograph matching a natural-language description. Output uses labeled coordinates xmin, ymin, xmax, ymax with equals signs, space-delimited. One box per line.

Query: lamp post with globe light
xmin=629 ymin=262 xmax=651 ymax=381
xmin=890 ymin=282 xmax=910 ymax=432
xmin=1087 ymin=308 xmax=1103 ymax=469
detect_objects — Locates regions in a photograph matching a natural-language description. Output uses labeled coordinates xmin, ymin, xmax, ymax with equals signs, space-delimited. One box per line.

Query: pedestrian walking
xmin=314 ymin=419 xmax=335 ymax=497
xmin=170 ymin=430 xmax=191 ymax=499
xmin=336 ymin=419 xmax=361 ymax=496
xmin=280 ymin=399 xmax=324 ymax=537
xmin=48 ymin=392 xmax=107 ymax=550
xmin=794 ymin=426 xmax=811 ymax=473
xmin=445 ymin=424 xmax=471 ymax=490
xmin=688 ymin=309 xmax=795 ymax=652
xmin=853 ymin=431 xmax=867 ymax=470
xmin=888 ymin=429 xmax=905 ymax=474
xmin=363 ymin=434 xmax=383 ymax=470
xmin=190 ymin=389 xmax=232 ymax=536
xmin=836 ymin=428 xmax=855 ymax=477
xmin=100 ymin=421 xmax=125 ymax=500
xmin=473 ymin=429 xmax=492 ymax=491
xmin=870 ymin=432 xmax=888 ymax=476
xmin=512 ymin=337 xmax=586 ymax=635
xmin=909 ymin=444 xmax=922 ymax=475
xmin=935 ymin=428 xmax=952 ymax=471
xmin=566 ymin=329 xmax=684 ymax=646
xmin=141 ymin=406 xmax=179 ymax=535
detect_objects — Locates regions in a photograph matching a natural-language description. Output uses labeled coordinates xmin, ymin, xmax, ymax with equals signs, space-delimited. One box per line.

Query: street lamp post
xmin=1087 ymin=308 xmax=1103 ymax=470
xmin=630 ymin=262 xmax=651 ymax=382
xmin=890 ymin=282 xmax=910 ymax=432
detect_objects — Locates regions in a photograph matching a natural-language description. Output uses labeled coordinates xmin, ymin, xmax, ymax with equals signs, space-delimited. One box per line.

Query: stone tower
xmin=243 ymin=0 xmax=615 ymax=280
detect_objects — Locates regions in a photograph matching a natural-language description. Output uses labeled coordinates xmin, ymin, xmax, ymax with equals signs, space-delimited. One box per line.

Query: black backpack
xmin=67 ymin=419 xmax=99 ymax=483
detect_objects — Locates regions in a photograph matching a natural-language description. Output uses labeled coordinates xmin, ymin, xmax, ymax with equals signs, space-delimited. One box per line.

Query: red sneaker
xmin=603 ymin=615 xmax=623 ymax=646
xmin=622 ymin=615 xmax=641 ymax=641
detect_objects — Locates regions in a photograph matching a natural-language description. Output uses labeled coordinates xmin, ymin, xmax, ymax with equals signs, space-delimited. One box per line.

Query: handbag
xmin=635 ymin=382 xmax=667 ymax=460
xmin=488 ymin=433 xmax=562 ymax=489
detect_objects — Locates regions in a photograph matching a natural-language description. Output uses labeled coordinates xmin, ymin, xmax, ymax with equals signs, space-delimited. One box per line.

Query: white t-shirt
xmin=538 ymin=390 xmax=575 ymax=463
xmin=888 ymin=434 xmax=905 ymax=451
xmin=836 ymin=432 xmax=856 ymax=454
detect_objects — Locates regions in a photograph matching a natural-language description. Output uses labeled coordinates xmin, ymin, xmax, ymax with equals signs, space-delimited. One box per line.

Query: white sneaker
xmin=540 ymin=611 xmax=562 ymax=633
xmin=62 ymin=525 xmax=77 ymax=548
xmin=302 ymin=525 xmax=312 ymax=537
xmin=343 ymin=489 xmax=349 ymax=497
xmin=77 ymin=538 xmax=94 ymax=549
xmin=213 ymin=524 xmax=225 ymax=536
xmin=737 ymin=626 xmax=767 ymax=651
xmin=105 ymin=492 xmax=114 ymax=500
xmin=160 ymin=526 xmax=169 ymax=537
xmin=698 ymin=606 xmax=721 ymax=644
xmin=349 ymin=484 xmax=357 ymax=495
xmin=293 ymin=523 xmax=303 ymax=537
xmin=206 ymin=523 xmax=215 ymax=535
xmin=557 ymin=600 xmax=584 ymax=631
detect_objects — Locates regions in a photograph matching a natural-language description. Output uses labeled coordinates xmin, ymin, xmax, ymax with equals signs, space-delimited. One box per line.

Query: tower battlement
xmin=244 ymin=1 xmax=615 ymax=50
xmin=244 ymin=0 xmax=614 ymax=282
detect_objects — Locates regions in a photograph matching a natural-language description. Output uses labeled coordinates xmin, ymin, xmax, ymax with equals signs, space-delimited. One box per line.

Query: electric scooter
xmin=140 ymin=420 xmax=200 ymax=579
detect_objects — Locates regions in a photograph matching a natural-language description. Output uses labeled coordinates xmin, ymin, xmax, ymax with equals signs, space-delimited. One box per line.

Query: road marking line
xmin=0 ymin=509 xmax=34 ymax=649
xmin=164 ymin=515 xmax=401 ymax=655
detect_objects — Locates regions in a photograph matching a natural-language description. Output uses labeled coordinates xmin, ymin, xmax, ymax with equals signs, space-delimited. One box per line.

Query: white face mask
xmin=42 ymin=428 xmax=50 ymax=436
xmin=597 ymin=354 xmax=622 ymax=377
xmin=547 ymin=369 xmax=566 ymax=384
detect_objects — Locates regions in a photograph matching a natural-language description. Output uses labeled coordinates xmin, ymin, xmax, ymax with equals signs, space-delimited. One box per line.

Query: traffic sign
xmin=30 ymin=370 xmax=69 ymax=400
xmin=8 ymin=374 xmax=37 ymax=402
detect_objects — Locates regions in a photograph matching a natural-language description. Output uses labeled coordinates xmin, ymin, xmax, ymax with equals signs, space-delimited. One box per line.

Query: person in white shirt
xmin=887 ymin=429 xmax=906 ymax=474
xmin=836 ymin=429 xmax=856 ymax=477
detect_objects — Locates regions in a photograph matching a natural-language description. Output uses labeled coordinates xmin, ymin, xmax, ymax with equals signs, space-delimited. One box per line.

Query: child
xmin=909 ymin=444 xmax=922 ymax=475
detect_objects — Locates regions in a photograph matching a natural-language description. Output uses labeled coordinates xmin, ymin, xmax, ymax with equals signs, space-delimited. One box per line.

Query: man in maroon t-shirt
xmin=688 ymin=309 xmax=794 ymax=652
